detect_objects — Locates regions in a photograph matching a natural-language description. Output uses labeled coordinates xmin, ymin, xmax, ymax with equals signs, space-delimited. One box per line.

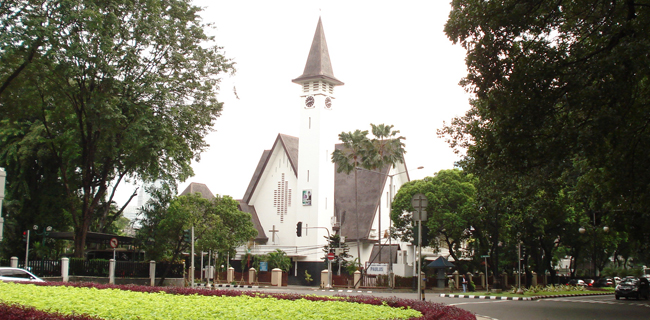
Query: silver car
xmin=0 ymin=267 xmax=45 ymax=282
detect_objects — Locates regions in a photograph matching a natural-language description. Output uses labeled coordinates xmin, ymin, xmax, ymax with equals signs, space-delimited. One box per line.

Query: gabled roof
xmin=368 ymin=244 xmax=400 ymax=264
xmin=292 ymin=17 xmax=344 ymax=86
xmin=242 ymin=134 xmax=299 ymax=204
xmin=180 ymin=182 xmax=214 ymax=199
xmin=238 ymin=201 xmax=268 ymax=243
xmin=334 ymin=144 xmax=392 ymax=241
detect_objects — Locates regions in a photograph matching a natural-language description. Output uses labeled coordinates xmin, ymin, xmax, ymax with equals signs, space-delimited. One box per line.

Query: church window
xmin=329 ymin=85 xmax=334 ymax=95
xmin=321 ymin=82 xmax=326 ymax=92
xmin=273 ymin=173 xmax=291 ymax=222
xmin=307 ymin=170 xmax=310 ymax=182
xmin=303 ymin=83 xmax=309 ymax=93
xmin=312 ymin=82 xmax=319 ymax=91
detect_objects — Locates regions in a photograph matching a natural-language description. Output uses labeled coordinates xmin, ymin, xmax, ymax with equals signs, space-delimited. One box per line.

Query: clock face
xmin=305 ymin=96 xmax=315 ymax=108
xmin=325 ymin=97 xmax=332 ymax=109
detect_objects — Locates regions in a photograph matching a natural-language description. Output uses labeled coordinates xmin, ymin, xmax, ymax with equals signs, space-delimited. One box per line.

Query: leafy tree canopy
xmin=0 ymin=0 xmax=235 ymax=257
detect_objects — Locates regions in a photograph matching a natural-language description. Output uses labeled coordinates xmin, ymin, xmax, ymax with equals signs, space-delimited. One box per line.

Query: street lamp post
xmin=0 ymin=168 xmax=6 ymax=242
xmin=578 ymin=211 xmax=609 ymax=278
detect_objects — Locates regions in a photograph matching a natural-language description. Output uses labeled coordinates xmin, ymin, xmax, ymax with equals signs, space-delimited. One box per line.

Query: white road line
xmin=450 ymin=300 xmax=511 ymax=306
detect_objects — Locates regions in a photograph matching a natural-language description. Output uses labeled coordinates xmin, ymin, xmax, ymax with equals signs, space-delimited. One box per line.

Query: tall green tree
xmin=0 ymin=0 xmax=235 ymax=257
xmin=138 ymin=188 xmax=257 ymax=285
xmin=391 ymin=169 xmax=478 ymax=263
xmin=441 ymin=0 xmax=650 ymax=272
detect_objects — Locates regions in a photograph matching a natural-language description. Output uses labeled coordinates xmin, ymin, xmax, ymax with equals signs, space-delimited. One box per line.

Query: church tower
xmin=292 ymin=18 xmax=343 ymax=259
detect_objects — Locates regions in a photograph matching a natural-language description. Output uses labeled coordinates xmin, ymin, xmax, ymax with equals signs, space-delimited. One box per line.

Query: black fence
xmin=10 ymin=259 xmax=183 ymax=279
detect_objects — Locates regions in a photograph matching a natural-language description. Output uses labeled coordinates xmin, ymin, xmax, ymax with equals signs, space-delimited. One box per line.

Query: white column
xmin=109 ymin=259 xmax=116 ymax=284
xmin=61 ymin=258 xmax=69 ymax=282
xmin=149 ymin=261 xmax=156 ymax=286
xmin=10 ymin=256 xmax=18 ymax=268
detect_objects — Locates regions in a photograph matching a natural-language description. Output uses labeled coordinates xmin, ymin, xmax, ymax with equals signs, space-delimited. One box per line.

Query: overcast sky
xmin=117 ymin=1 xmax=472 ymax=204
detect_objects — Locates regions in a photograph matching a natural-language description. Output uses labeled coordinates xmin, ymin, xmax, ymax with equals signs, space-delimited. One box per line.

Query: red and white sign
xmin=109 ymin=237 xmax=118 ymax=249
xmin=327 ymin=252 xmax=335 ymax=261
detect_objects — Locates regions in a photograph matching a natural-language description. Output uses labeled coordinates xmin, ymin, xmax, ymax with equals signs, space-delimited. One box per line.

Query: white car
xmin=0 ymin=267 xmax=45 ymax=282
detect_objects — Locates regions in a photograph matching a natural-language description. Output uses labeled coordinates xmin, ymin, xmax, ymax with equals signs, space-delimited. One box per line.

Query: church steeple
xmin=292 ymin=17 xmax=344 ymax=86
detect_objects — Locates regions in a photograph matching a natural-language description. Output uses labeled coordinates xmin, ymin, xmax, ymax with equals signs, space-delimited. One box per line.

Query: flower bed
xmin=0 ymin=282 xmax=475 ymax=320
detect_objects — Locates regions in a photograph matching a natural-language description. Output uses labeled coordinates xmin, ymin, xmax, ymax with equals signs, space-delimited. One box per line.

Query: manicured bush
xmin=0 ymin=302 xmax=101 ymax=320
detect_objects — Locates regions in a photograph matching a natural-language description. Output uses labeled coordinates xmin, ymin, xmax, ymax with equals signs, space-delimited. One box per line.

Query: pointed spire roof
xmin=292 ymin=17 xmax=344 ymax=86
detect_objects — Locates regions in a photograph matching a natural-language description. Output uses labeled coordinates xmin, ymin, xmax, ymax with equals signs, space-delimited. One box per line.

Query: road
xmin=233 ymin=286 xmax=650 ymax=320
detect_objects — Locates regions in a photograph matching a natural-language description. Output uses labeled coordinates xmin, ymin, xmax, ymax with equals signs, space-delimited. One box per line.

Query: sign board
xmin=109 ymin=237 xmax=118 ymax=249
xmin=411 ymin=193 xmax=428 ymax=221
xmin=366 ymin=263 xmax=388 ymax=275
xmin=480 ymin=255 xmax=490 ymax=258
xmin=259 ymin=261 xmax=268 ymax=272
xmin=302 ymin=190 xmax=312 ymax=206
xmin=327 ymin=252 xmax=335 ymax=261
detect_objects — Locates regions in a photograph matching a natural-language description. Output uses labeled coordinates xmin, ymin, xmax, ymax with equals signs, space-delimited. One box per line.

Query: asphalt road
xmin=237 ymin=286 xmax=650 ymax=320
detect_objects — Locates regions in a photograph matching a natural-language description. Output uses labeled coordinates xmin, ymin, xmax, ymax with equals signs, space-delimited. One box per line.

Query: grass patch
xmin=0 ymin=282 xmax=420 ymax=320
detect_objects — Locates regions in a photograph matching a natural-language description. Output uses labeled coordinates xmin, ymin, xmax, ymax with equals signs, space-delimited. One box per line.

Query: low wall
xmin=42 ymin=276 xmax=184 ymax=287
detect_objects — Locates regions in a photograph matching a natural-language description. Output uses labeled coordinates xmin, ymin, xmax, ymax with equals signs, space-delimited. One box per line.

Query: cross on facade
xmin=268 ymin=225 xmax=279 ymax=244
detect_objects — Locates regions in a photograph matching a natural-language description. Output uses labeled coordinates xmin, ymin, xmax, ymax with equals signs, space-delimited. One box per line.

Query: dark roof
xmin=334 ymin=143 xmax=391 ymax=241
xmin=368 ymin=244 xmax=400 ymax=264
xmin=426 ymin=256 xmax=455 ymax=269
xmin=238 ymin=201 xmax=268 ymax=243
xmin=242 ymin=134 xmax=299 ymax=204
xmin=292 ymin=17 xmax=344 ymax=86
xmin=179 ymin=182 xmax=214 ymax=199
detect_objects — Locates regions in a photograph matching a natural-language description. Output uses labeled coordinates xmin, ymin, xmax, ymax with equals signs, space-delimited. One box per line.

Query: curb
xmin=197 ymin=284 xmax=259 ymax=289
xmin=313 ymin=288 xmax=375 ymax=294
xmin=440 ymin=292 xmax=613 ymax=301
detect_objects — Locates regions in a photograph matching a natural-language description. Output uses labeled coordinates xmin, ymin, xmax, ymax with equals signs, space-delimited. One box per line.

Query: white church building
xmin=227 ymin=18 xmax=417 ymax=285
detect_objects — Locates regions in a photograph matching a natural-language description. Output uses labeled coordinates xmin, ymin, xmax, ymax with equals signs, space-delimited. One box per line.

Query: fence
xmin=9 ymin=259 xmax=183 ymax=279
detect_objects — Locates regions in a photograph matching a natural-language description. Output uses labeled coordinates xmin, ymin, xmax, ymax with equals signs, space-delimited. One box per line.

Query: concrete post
xmin=502 ymin=271 xmax=508 ymax=288
xmin=109 ymin=259 xmax=116 ymax=284
xmin=532 ymin=271 xmax=537 ymax=286
xmin=453 ymin=270 xmax=459 ymax=289
xmin=61 ymin=258 xmax=69 ymax=282
xmin=544 ymin=272 xmax=549 ymax=286
xmin=321 ymin=269 xmax=329 ymax=288
xmin=227 ymin=266 xmax=234 ymax=283
xmin=10 ymin=256 xmax=18 ymax=268
xmin=353 ymin=270 xmax=361 ymax=289
xmin=479 ymin=272 xmax=485 ymax=289
xmin=272 ymin=268 xmax=283 ymax=287
xmin=248 ymin=268 xmax=256 ymax=284
xmin=149 ymin=261 xmax=156 ymax=286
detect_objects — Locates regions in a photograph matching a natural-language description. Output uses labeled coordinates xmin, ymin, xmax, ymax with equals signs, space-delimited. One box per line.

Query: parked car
xmin=0 ymin=267 xmax=44 ymax=282
xmin=567 ymin=279 xmax=586 ymax=286
xmin=615 ymin=278 xmax=649 ymax=300
xmin=595 ymin=278 xmax=614 ymax=287
xmin=584 ymin=279 xmax=595 ymax=287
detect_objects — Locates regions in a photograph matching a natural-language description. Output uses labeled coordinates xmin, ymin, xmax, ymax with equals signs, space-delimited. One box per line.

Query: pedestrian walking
xmin=462 ymin=275 xmax=468 ymax=293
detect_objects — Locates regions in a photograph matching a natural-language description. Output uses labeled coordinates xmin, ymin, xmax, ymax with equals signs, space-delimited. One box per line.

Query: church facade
xmin=234 ymin=18 xmax=416 ymax=284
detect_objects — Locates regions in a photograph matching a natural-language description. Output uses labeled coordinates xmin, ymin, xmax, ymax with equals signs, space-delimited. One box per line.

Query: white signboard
xmin=366 ymin=263 xmax=388 ymax=275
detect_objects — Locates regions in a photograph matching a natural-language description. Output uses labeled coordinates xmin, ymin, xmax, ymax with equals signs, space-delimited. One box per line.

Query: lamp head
xmin=578 ymin=227 xmax=586 ymax=234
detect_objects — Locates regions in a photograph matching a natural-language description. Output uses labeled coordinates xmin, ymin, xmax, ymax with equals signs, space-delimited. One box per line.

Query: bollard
xmin=532 ymin=271 xmax=537 ymax=286
xmin=272 ymin=268 xmax=283 ymax=286
xmin=321 ymin=269 xmax=330 ymax=288
xmin=453 ymin=270 xmax=459 ymax=290
xmin=248 ymin=268 xmax=256 ymax=285
xmin=227 ymin=267 xmax=234 ymax=283
xmin=109 ymin=259 xmax=116 ymax=284
xmin=479 ymin=272 xmax=485 ymax=290
xmin=10 ymin=257 xmax=18 ymax=268
xmin=150 ymin=261 xmax=156 ymax=286
xmin=61 ymin=258 xmax=69 ymax=282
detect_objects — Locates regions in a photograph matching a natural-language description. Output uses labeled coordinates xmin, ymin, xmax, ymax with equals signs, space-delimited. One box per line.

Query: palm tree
xmin=331 ymin=124 xmax=406 ymax=272
xmin=331 ymin=129 xmax=371 ymax=262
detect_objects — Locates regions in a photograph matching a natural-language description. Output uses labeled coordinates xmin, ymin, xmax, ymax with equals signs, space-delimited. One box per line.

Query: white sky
xmin=117 ymin=0 xmax=472 ymax=204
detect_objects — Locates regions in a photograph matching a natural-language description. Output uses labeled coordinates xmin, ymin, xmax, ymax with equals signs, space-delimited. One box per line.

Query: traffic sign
xmin=411 ymin=193 xmax=428 ymax=221
xmin=327 ymin=252 xmax=335 ymax=261
xmin=109 ymin=237 xmax=118 ymax=249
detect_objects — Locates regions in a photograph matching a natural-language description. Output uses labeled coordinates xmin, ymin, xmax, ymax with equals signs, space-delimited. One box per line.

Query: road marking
xmin=543 ymin=298 xmax=650 ymax=308
xmin=450 ymin=300 xmax=511 ymax=306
